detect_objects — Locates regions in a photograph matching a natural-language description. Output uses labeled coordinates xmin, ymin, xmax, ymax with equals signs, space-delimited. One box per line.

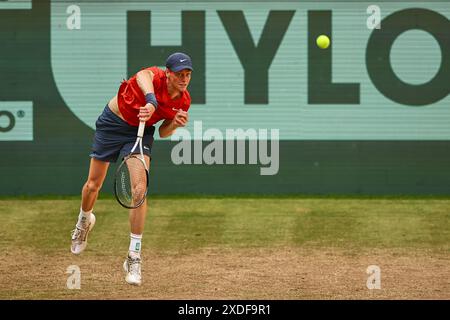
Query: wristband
xmin=145 ymin=93 xmax=158 ymax=108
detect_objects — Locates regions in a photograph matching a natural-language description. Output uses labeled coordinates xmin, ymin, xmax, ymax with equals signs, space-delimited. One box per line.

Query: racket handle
xmin=137 ymin=121 xmax=145 ymax=138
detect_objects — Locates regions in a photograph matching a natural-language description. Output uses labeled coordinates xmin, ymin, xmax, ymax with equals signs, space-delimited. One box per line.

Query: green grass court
xmin=1 ymin=196 xmax=449 ymax=299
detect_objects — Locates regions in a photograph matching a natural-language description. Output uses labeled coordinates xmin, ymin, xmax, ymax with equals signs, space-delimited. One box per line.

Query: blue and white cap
xmin=165 ymin=52 xmax=194 ymax=72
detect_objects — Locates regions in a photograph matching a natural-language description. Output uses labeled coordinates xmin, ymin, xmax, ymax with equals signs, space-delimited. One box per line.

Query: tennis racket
xmin=114 ymin=121 xmax=149 ymax=209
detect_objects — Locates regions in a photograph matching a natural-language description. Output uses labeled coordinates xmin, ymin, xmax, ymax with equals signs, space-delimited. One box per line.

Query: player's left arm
xmin=159 ymin=110 xmax=189 ymax=138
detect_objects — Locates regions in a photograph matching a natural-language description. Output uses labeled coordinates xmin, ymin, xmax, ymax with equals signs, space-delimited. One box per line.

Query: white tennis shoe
xmin=71 ymin=213 xmax=96 ymax=255
xmin=123 ymin=252 xmax=142 ymax=286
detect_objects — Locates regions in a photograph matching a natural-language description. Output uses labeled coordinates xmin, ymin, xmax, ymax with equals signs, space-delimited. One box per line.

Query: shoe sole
xmin=71 ymin=214 xmax=96 ymax=255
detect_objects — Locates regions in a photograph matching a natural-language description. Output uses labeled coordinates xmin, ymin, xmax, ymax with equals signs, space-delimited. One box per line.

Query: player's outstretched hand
xmin=172 ymin=110 xmax=188 ymax=128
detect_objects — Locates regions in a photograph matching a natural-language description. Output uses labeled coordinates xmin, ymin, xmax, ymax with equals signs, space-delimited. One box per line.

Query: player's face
xmin=167 ymin=69 xmax=192 ymax=92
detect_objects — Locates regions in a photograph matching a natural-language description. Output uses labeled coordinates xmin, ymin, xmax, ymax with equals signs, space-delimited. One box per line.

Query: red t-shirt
xmin=117 ymin=66 xmax=191 ymax=127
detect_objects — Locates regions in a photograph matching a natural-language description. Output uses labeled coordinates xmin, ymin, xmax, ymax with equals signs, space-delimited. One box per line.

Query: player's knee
xmin=132 ymin=184 xmax=145 ymax=197
xmin=84 ymin=179 xmax=103 ymax=194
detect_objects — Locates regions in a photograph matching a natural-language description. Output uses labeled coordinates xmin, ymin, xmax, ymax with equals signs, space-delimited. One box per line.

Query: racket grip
xmin=137 ymin=121 xmax=145 ymax=138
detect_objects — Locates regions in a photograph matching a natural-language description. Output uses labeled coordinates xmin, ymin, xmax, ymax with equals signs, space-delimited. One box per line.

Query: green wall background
xmin=0 ymin=0 xmax=449 ymax=195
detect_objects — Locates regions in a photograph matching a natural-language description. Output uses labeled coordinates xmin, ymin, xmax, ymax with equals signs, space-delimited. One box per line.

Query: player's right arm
xmin=136 ymin=69 xmax=155 ymax=95
xmin=136 ymin=69 xmax=157 ymax=122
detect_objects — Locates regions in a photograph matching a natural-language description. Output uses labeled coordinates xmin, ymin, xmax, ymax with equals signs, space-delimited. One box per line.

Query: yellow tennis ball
xmin=316 ymin=35 xmax=330 ymax=49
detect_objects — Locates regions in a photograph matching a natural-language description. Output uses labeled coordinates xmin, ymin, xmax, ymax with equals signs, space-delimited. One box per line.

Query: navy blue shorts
xmin=90 ymin=105 xmax=155 ymax=163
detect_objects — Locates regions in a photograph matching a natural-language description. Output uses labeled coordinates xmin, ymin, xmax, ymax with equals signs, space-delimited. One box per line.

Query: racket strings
xmin=116 ymin=156 xmax=147 ymax=208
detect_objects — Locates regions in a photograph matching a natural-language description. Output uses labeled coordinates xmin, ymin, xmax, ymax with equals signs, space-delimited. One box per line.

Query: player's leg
xmin=71 ymin=158 xmax=109 ymax=255
xmin=71 ymin=104 xmax=124 ymax=254
xmin=82 ymin=157 xmax=110 ymax=212
xmin=126 ymin=156 xmax=148 ymax=207
xmin=128 ymin=155 xmax=150 ymax=236
xmin=124 ymin=154 xmax=150 ymax=286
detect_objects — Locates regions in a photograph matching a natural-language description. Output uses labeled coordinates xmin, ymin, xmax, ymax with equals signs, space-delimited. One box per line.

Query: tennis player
xmin=70 ymin=52 xmax=193 ymax=286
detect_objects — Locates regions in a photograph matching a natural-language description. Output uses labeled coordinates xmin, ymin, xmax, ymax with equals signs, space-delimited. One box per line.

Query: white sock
xmin=129 ymin=233 xmax=142 ymax=254
xmin=76 ymin=208 xmax=92 ymax=229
